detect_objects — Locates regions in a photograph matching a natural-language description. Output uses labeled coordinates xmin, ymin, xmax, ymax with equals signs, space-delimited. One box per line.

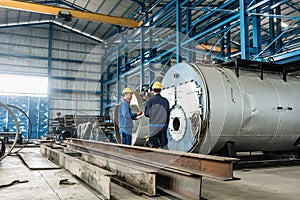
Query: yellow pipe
xmin=0 ymin=0 xmax=141 ymax=28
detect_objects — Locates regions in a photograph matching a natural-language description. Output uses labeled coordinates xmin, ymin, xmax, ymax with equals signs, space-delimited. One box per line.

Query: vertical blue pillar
xmin=220 ymin=29 xmax=225 ymax=58
xmin=275 ymin=1 xmax=282 ymax=53
xmin=185 ymin=2 xmax=195 ymax=63
xmin=176 ymin=0 xmax=182 ymax=63
xmin=226 ymin=23 xmax=231 ymax=58
xmin=47 ymin=23 xmax=53 ymax=133
xmin=116 ymin=47 xmax=121 ymax=103
xmin=239 ymin=0 xmax=250 ymax=60
xmin=140 ymin=29 xmax=145 ymax=91
xmin=148 ymin=27 xmax=155 ymax=85
xmin=252 ymin=0 xmax=262 ymax=57
xmin=105 ymin=66 xmax=111 ymax=117
xmin=269 ymin=0 xmax=275 ymax=55
xmin=100 ymin=47 xmax=106 ymax=116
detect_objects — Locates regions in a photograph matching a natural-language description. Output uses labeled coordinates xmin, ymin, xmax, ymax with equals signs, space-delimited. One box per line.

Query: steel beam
xmin=89 ymin=0 xmax=122 ymax=37
xmin=190 ymin=0 xmax=236 ymax=28
xmin=116 ymin=48 xmax=121 ymax=103
xmin=0 ymin=0 xmax=141 ymax=28
xmin=140 ymin=29 xmax=145 ymax=91
xmin=66 ymin=138 xmax=238 ymax=180
xmin=40 ymin=145 xmax=112 ymax=199
xmin=176 ymin=0 xmax=182 ymax=63
xmin=273 ymin=49 xmax=300 ymax=64
xmin=71 ymin=0 xmax=91 ymax=29
xmin=183 ymin=14 xmax=240 ymax=46
xmin=252 ymin=0 xmax=262 ymax=56
xmin=148 ymin=28 xmax=155 ymax=85
xmin=226 ymin=23 xmax=232 ymax=57
xmin=269 ymin=0 xmax=276 ymax=55
xmin=239 ymin=0 xmax=250 ymax=60
xmin=275 ymin=0 xmax=283 ymax=53
xmin=185 ymin=2 xmax=195 ymax=63
xmin=47 ymin=23 xmax=52 ymax=130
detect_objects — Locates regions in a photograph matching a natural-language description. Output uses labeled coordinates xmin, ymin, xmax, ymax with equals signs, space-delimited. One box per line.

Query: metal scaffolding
xmin=100 ymin=0 xmax=300 ymax=115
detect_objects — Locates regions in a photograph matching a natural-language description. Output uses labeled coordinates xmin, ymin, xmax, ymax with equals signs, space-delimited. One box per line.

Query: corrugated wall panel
xmin=51 ymin=69 xmax=100 ymax=79
xmin=0 ymin=25 xmax=49 ymax=77
xmin=0 ymin=44 xmax=48 ymax=57
xmin=49 ymin=26 xmax=102 ymax=120
xmin=0 ymin=23 xmax=103 ymax=136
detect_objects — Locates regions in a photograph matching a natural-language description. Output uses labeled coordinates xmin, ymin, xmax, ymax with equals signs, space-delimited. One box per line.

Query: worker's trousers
xmin=120 ymin=129 xmax=132 ymax=145
xmin=149 ymin=126 xmax=168 ymax=148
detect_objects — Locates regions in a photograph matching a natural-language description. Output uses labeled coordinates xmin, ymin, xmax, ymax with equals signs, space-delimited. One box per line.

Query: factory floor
xmin=0 ymin=147 xmax=299 ymax=200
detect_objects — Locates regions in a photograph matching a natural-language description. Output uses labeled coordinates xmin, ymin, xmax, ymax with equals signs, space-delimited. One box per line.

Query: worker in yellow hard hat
xmin=118 ymin=88 xmax=142 ymax=145
xmin=144 ymin=81 xmax=170 ymax=148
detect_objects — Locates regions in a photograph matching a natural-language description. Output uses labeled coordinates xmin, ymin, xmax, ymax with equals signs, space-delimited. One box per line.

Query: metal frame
xmin=100 ymin=0 xmax=300 ymax=115
xmin=0 ymin=0 xmax=299 ymax=117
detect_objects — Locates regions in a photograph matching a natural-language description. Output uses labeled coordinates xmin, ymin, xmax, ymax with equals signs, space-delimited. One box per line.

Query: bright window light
xmin=0 ymin=74 xmax=48 ymax=97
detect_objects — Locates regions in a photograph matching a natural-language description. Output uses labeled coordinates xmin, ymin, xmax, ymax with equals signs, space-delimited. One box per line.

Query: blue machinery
xmin=100 ymin=0 xmax=300 ymax=116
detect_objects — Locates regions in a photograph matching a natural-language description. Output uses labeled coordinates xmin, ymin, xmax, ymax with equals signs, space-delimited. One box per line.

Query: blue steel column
xmin=226 ymin=23 xmax=231 ymax=58
xmin=123 ymin=53 xmax=128 ymax=88
xmin=176 ymin=0 xmax=182 ymax=63
xmin=275 ymin=1 xmax=283 ymax=53
xmin=252 ymin=0 xmax=262 ymax=57
xmin=105 ymin=66 xmax=111 ymax=116
xmin=47 ymin=23 xmax=53 ymax=133
xmin=140 ymin=29 xmax=145 ymax=91
xmin=148 ymin=27 xmax=155 ymax=85
xmin=185 ymin=2 xmax=195 ymax=63
xmin=269 ymin=0 xmax=276 ymax=55
xmin=239 ymin=0 xmax=250 ymax=60
xmin=117 ymin=47 xmax=121 ymax=103
xmin=220 ymin=28 xmax=225 ymax=58
xmin=100 ymin=47 xmax=105 ymax=116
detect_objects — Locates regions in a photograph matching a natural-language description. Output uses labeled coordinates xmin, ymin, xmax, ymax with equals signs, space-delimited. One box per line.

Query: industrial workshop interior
xmin=0 ymin=0 xmax=300 ymax=199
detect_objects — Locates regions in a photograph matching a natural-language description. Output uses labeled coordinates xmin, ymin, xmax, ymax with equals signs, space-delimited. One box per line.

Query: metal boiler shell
xmin=162 ymin=63 xmax=300 ymax=154
xmin=114 ymin=93 xmax=151 ymax=146
xmin=131 ymin=93 xmax=152 ymax=146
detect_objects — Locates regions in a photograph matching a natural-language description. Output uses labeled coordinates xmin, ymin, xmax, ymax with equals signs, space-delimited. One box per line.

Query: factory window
xmin=0 ymin=74 xmax=48 ymax=97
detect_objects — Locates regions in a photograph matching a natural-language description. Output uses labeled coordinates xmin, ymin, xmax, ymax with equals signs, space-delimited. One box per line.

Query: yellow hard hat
xmin=122 ymin=87 xmax=133 ymax=94
xmin=152 ymin=81 xmax=163 ymax=90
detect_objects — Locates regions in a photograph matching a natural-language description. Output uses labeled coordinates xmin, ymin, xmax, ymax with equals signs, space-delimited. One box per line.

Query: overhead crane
xmin=0 ymin=0 xmax=142 ymax=28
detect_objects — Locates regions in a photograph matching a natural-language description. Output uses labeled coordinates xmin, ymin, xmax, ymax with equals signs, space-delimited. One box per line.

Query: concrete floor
xmin=0 ymin=148 xmax=299 ymax=200
xmin=203 ymin=166 xmax=300 ymax=200
xmin=0 ymin=148 xmax=173 ymax=200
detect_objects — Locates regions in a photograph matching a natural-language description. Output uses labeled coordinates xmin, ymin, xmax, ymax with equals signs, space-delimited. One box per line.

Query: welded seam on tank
xmin=189 ymin=63 xmax=211 ymax=152
xmin=269 ymin=77 xmax=282 ymax=139
xmin=229 ymin=68 xmax=245 ymax=137
xmin=216 ymin=68 xmax=235 ymax=103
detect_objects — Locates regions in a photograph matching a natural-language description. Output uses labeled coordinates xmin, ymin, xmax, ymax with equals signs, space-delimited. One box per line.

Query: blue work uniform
xmin=144 ymin=94 xmax=170 ymax=148
xmin=118 ymin=99 xmax=137 ymax=145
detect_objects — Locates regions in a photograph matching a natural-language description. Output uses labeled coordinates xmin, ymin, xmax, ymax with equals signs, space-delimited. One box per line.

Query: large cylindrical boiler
xmin=161 ymin=63 xmax=300 ymax=154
